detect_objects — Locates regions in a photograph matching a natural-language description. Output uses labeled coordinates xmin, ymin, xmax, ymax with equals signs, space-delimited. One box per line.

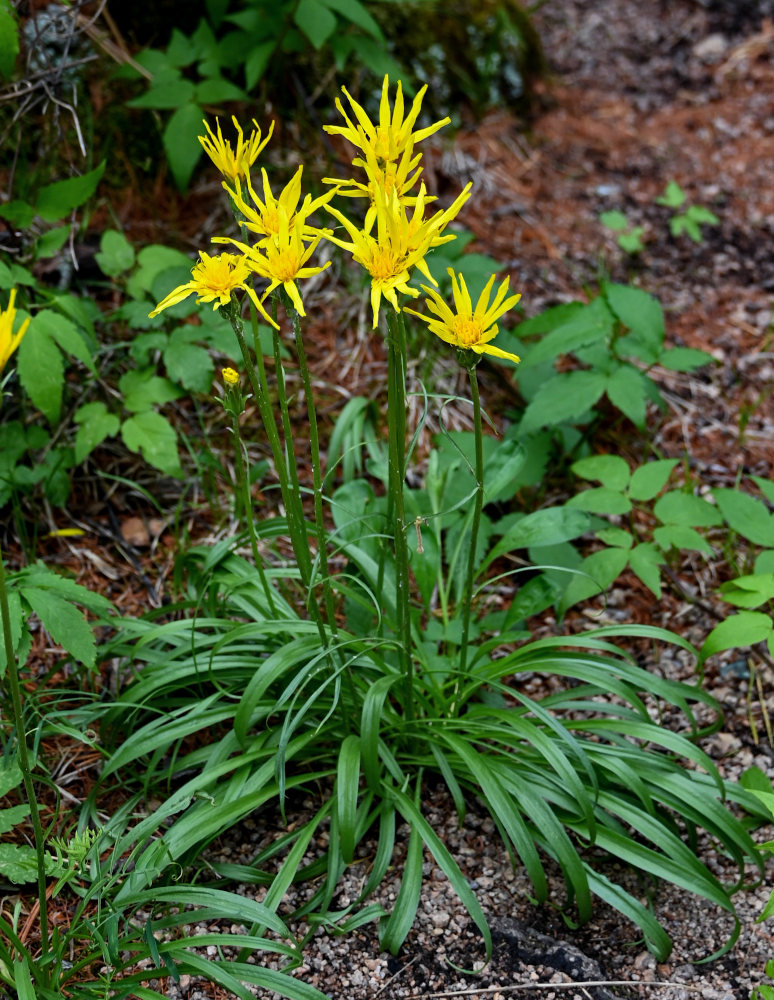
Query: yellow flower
xmin=222 ymin=367 xmax=239 ymax=385
xmin=327 ymin=182 xmax=472 ymax=327
xmin=324 ymin=75 xmax=450 ymax=164
xmin=224 ymin=165 xmax=335 ymax=247
xmin=323 ymin=140 xmax=428 ymax=229
xmin=224 ymin=213 xmax=331 ymax=317
xmin=405 ymin=269 xmax=522 ymax=364
xmin=0 ymin=289 xmax=31 ymax=374
xmin=199 ymin=116 xmax=274 ymax=182
xmin=148 ymin=250 xmax=278 ymax=329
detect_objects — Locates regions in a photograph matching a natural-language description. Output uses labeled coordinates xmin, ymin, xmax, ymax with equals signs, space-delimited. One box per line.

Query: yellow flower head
xmin=324 ymin=75 xmax=450 ymax=165
xmin=222 ymin=367 xmax=239 ymax=385
xmin=223 ymin=213 xmax=331 ymax=317
xmin=225 ymin=165 xmax=335 ymax=248
xmin=323 ymin=140 xmax=427 ymax=229
xmin=405 ymin=269 xmax=522 ymax=364
xmin=199 ymin=116 xmax=274 ymax=182
xmin=0 ymin=289 xmax=31 ymax=374
xmin=148 ymin=250 xmax=278 ymax=329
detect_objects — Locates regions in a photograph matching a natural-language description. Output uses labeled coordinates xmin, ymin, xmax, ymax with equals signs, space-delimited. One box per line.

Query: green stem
xmin=229 ymin=407 xmax=277 ymax=617
xmin=289 ymin=305 xmax=339 ymax=640
xmin=0 ymin=547 xmax=50 ymax=978
xmin=458 ymin=364 xmax=484 ymax=681
xmin=386 ymin=312 xmax=414 ymax=725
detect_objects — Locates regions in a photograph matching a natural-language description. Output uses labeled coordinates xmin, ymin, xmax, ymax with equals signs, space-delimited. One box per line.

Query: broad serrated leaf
xmin=74 ymin=402 xmax=120 ymax=463
xmin=628 ymin=460 xmax=678 ymax=501
xmin=520 ymin=370 xmax=606 ymax=432
xmin=29 ymin=309 xmax=96 ymax=373
xmin=0 ymin=843 xmax=38 ymax=884
xmin=700 ymin=612 xmax=774 ymax=662
xmin=605 ymin=365 xmax=647 ymax=427
xmin=21 ymin=587 xmax=96 ymax=668
xmin=571 ymin=454 xmax=630 ymax=490
xmin=119 ymin=369 xmax=184 ymax=412
xmin=16 ymin=321 xmax=63 ymax=423
xmin=121 ymin=410 xmax=182 ymax=476
xmin=164 ymin=102 xmax=205 ymax=191
xmin=35 ymin=162 xmax=105 ymax=222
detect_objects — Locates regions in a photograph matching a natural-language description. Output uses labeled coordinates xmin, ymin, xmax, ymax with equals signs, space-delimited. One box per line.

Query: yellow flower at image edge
xmin=0 ymin=289 xmax=31 ymax=374
xmin=405 ymin=269 xmax=522 ymax=364
xmin=148 ymin=251 xmax=278 ymax=329
xmin=199 ymin=116 xmax=274 ymax=182
xmin=222 ymin=367 xmax=239 ymax=385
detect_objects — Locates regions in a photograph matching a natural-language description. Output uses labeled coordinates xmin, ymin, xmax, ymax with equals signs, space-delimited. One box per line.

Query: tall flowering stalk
xmin=324 ymin=77 xmax=472 ymax=722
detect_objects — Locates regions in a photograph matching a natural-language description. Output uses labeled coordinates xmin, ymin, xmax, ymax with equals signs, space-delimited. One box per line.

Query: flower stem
xmin=386 ymin=311 xmax=414 ymax=725
xmin=228 ymin=405 xmax=277 ymax=617
xmin=458 ymin=364 xmax=484 ymax=681
xmin=0 ymin=547 xmax=50 ymax=979
xmin=288 ymin=304 xmax=339 ymax=640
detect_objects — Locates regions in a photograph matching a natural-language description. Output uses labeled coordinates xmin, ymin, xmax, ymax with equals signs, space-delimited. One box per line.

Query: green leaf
xmin=599 ymin=210 xmax=628 ymax=231
xmin=571 ymin=454 xmax=630 ymax=491
xmin=655 ymin=181 xmax=686 ymax=208
xmin=566 ymin=487 xmax=631 ymax=515
xmin=195 ymin=77 xmax=246 ymax=104
xmin=336 ymin=735 xmax=361 ymax=865
xmin=0 ymin=843 xmax=38 ymax=884
xmin=0 ymin=199 xmax=34 ymax=228
xmin=653 ymin=524 xmax=713 ymax=554
xmin=119 ymin=369 xmax=184 ymax=412
xmin=521 ymin=297 xmax=613 ymax=367
xmin=16 ymin=321 xmax=63 ymax=424
xmin=35 ymin=162 xmax=105 ymax=223
xmin=30 ymin=309 xmax=96 ymax=373
xmin=323 ymin=0 xmax=383 ymax=39
xmin=605 ymin=283 xmax=664 ymax=352
xmin=482 ymin=507 xmax=589 ymax=571
xmin=121 ymin=411 xmax=182 ymax=475
xmin=616 ymin=228 xmax=644 ymax=254
xmin=74 ymin=402 xmax=120 ymax=463
xmin=483 ymin=438 xmax=526 ymax=503
xmin=128 ymin=78 xmax=195 ymax=109
xmin=163 ymin=328 xmax=214 ymax=393
xmin=686 ymin=205 xmax=719 ymax=225
xmin=629 ymin=543 xmax=665 ymax=597
xmin=35 ymin=225 xmax=70 ymax=259
xmin=294 ymin=0 xmax=337 ymax=49
xmin=21 ymin=587 xmax=96 ymax=668
xmin=0 ymin=803 xmax=30 ymax=835
xmin=717 ymin=574 xmax=774 ymax=610
xmin=659 ymin=347 xmax=714 ymax=371
xmin=752 ymin=477 xmax=774 ymax=506
xmin=245 ymin=41 xmax=275 ymax=89
xmin=520 ymin=370 xmax=606 ymax=432
xmin=595 ymin=527 xmax=633 ymax=549
xmin=164 ymin=102 xmax=205 ymax=191
xmin=756 ymin=551 xmax=774 ymax=575
xmin=605 ymin=365 xmax=647 ymax=427
xmin=95 ymin=229 xmax=136 ymax=277
xmin=557 ymin=546 xmax=629 ymax=615
xmin=654 ymin=490 xmax=722 ymax=528
xmin=700 ymin=612 xmax=774 ymax=662
xmin=0 ymin=758 xmax=23 ymax=797
xmin=713 ymin=488 xmax=774 ymax=547
xmin=0 ymin=0 xmax=19 ymax=80
xmin=628 ymin=459 xmax=678 ymax=501
xmin=127 ymin=244 xmax=193 ymax=299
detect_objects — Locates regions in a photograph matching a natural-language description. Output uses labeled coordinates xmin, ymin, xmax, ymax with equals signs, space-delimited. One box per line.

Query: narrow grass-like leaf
xmin=337 ymin=735 xmax=361 ymax=864
xmin=379 ymin=815 xmax=423 ymax=955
